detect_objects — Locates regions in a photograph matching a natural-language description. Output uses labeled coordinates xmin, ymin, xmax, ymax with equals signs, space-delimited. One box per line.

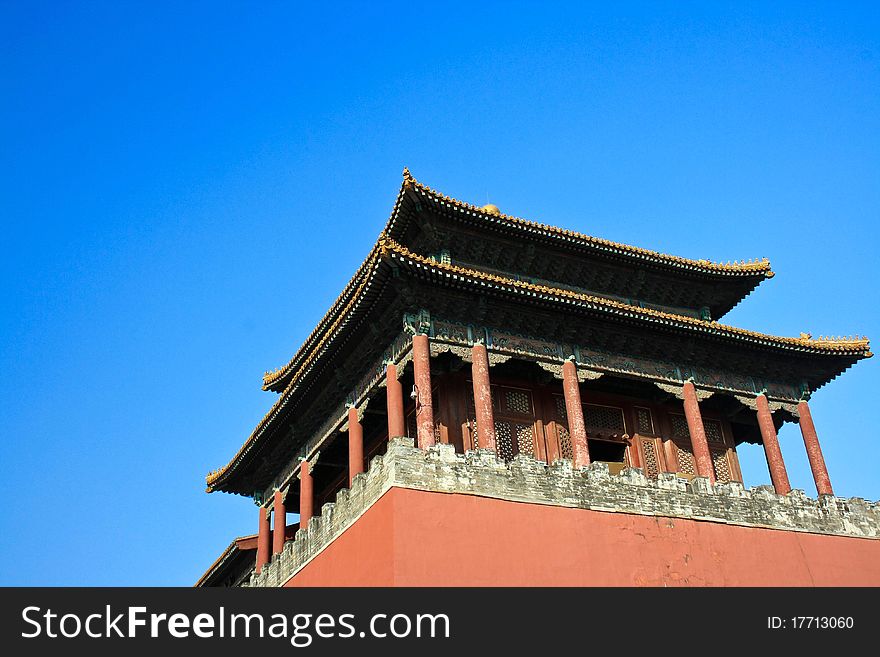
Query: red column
xmin=256 ymin=506 xmax=270 ymax=573
xmin=756 ymin=394 xmax=791 ymax=495
xmin=348 ymin=406 xmax=364 ymax=486
xmin=797 ymin=400 xmax=833 ymax=496
xmin=682 ymin=380 xmax=715 ymax=484
xmin=272 ymin=490 xmax=286 ymax=556
xmin=299 ymin=459 xmax=314 ymax=530
xmin=562 ymin=359 xmax=590 ymax=468
xmin=471 ymin=343 xmax=497 ymax=451
xmin=412 ymin=334 xmax=435 ymax=448
xmin=386 ymin=362 xmax=406 ymax=440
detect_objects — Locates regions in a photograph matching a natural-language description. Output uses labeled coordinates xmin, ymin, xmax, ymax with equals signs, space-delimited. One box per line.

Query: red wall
xmin=286 ymin=487 xmax=880 ymax=587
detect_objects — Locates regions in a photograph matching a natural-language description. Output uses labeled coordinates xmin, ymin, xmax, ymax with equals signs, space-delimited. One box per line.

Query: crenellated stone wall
xmin=247 ymin=437 xmax=880 ymax=587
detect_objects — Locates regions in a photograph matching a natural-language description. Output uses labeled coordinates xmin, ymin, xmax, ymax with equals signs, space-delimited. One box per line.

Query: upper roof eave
xmin=392 ymin=169 xmax=776 ymax=280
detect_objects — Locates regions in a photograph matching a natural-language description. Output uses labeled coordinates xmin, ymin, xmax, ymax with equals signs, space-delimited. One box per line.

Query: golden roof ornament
xmin=481 ymin=203 xmax=501 ymax=216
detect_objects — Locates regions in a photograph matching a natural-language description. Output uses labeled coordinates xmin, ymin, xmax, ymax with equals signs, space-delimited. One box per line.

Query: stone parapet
xmin=247 ymin=438 xmax=880 ymax=587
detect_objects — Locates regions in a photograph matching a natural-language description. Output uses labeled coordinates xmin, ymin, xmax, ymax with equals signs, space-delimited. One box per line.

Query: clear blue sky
xmin=1 ymin=2 xmax=877 ymax=585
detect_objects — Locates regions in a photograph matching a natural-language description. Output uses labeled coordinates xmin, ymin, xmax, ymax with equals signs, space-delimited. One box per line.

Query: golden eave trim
xmin=386 ymin=240 xmax=869 ymax=354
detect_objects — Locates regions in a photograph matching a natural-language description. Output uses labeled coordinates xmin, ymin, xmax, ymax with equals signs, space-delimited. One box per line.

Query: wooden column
xmin=299 ymin=459 xmax=314 ymax=530
xmin=682 ymin=380 xmax=715 ymax=484
xmin=412 ymin=334 xmax=435 ymax=448
xmin=471 ymin=343 xmax=497 ymax=451
xmin=562 ymin=359 xmax=590 ymax=468
xmin=797 ymin=399 xmax=833 ymax=496
xmin=272 ymin=490 xmax=286 ymax=556
xmin=256 ymin=506 xmax=270 ymax=573
xmin=386 ymin=362 xmax=406 ymax=440
xmin=756 ymin=394 xmax=791 ymax=495
xmin=348 ymin=406 xmax=364 ymax=486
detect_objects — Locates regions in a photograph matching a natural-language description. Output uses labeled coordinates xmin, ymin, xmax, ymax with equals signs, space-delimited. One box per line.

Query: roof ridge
xmin=403 ymin=171 xmax=774 ymax=276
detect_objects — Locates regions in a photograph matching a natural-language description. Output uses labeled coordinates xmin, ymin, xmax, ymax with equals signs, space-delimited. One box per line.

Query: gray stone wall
xmin=247 ymin=437 xmax=880 ymax=587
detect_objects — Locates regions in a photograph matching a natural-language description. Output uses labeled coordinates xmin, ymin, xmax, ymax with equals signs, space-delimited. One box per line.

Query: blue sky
xmin=1 ymin=2 xmax=877 ymax=585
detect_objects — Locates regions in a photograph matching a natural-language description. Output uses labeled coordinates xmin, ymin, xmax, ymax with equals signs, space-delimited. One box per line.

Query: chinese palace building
xmin=197 ymin=170 xmax=880 ymax=587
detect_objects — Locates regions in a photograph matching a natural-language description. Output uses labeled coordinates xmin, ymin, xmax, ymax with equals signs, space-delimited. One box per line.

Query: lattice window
xmin=554 ymin=395 xmax=572 ymax=459
xmin=516 ymin=423 xmax=534 ymax=457
xmin=583 ymin=404 xmax=626 ymax=433
xmin=671 ymin=413 xmax=725 ymax=445
xmin=489 ymin=421 xmax=534 ymax=461
xmin=676 ymin=443 xmax=697 ymax=476
xmin=641 ymin=439 xmax=660 ymax=479
xmin=470 ymin=385 xmax=532 ymax=415
xmin=557 ymin=427 xmax=572 ymax=460
xmin=495 ymin=422 xmax=515 ymax=462
xmin=704 ymin=419 xmax=724 ymax=444
xmin=555 ymin=395 xmax=567 ymax=420
xmin=505 ymin=389 xmax=532 ymax=415
xmin=711 ymin=447 xmax=731 ymax=483
xmin=635 ymin=407 xmax=654 ymax=435
xmin=670 ymin=413 xmax=690 ymax=439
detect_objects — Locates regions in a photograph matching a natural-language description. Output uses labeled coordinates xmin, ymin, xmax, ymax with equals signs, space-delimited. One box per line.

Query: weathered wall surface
xmin=248 ymin=438 xmax=880 ymax=587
